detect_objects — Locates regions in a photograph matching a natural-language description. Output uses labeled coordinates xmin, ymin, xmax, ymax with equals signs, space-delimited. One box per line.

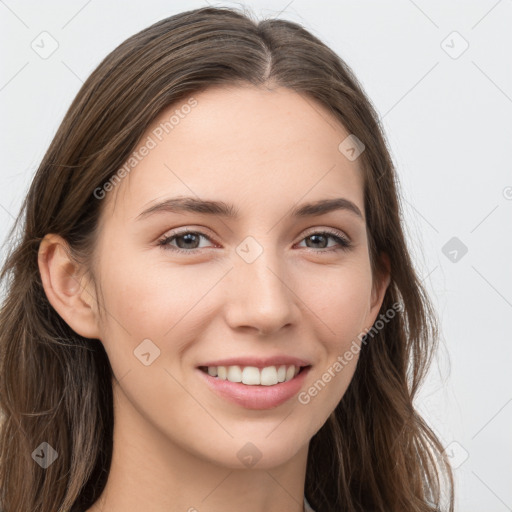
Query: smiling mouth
xmin=198 ymin=364 xmax=310 ymax=386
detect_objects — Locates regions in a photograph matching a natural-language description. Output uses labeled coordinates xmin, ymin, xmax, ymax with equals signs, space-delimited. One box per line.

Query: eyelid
xmin=301 ymin=226 xmax=350 ymax=243
xmin=159 ymin=225 xmax=217 ymax=240
xmin=159 ymin=224 xmax=350 ymax=240
xmin=157 ymin=226 xmax=220 ymax=249
xmin=157 ymin=225 xmax=352 ymax=252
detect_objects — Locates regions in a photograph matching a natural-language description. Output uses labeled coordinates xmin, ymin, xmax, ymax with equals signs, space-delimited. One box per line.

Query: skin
xmin=38 ymin=84 xmax=390 ymax=512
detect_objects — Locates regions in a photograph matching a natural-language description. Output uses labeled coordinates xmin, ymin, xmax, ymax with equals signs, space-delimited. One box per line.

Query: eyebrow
xmin=137 ymin=196 xmax=364 ymax=221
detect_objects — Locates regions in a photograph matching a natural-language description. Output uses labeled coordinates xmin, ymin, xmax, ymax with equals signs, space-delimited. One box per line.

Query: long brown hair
xmin=0 ymin=6 xmax=454 ymax=511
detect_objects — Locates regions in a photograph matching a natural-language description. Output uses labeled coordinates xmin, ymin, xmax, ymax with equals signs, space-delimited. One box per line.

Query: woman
xmin=0 ymin=6 xmax=454 ymax=512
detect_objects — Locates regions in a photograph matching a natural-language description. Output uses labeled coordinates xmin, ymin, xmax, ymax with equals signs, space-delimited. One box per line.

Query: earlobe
xmin=38 ymin=234 xmax=100 ymax=339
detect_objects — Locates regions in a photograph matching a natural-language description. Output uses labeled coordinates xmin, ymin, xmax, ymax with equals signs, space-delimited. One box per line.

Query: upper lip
xmin=197 ymin=356 xmax=312 ymax=368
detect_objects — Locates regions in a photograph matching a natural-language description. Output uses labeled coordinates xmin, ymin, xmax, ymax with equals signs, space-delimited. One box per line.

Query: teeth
xmin=204 ymin=365 xmax=301 ymax=385
xmin=260 ymin=366 xmax=278 ymax=386
xmin=227 ymin=365 xmax=242 ymax=382
xmin=242 ymin=366 xmax=260 ymax=385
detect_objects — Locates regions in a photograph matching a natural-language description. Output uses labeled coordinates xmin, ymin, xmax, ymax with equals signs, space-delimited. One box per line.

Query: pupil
xmin=308 ymin=234 xmax=326 ymax=248
xmin=178 ymin=233 xmax=198 ymax=249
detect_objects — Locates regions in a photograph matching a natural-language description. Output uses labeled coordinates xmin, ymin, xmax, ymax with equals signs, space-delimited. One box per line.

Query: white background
xmin=1 ymin=1 xmax=511 ymax=510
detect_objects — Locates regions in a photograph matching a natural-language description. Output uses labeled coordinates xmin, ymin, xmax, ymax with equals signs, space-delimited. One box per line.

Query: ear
xmin=38 ymin=233 xmax=101 ymax=339
xmin=366 ymin=251 xmax=391 ymax=328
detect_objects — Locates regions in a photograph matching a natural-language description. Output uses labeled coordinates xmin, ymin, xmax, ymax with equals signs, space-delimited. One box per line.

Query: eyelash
xmin=157 ymin=228 xmax=352 ymax=255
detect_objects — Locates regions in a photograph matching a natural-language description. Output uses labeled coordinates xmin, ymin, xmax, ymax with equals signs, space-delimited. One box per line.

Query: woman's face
xmin=87 ymin=85 xmax=389 ymax=468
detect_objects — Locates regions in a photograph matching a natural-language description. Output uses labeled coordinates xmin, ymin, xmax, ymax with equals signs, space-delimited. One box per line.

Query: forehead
xmin=105 ymin=85 xmax=365 ymax=222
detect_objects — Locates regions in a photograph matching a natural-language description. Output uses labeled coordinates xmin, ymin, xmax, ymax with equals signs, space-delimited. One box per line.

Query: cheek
xmin=296 ymin=262 xmax=373 ymax=344
xmin=95 ymin=247 xmax=222 ymax=368
xmin=296 ymin=268 xmax=371 ymax=414
xmin=99 ymin=248 xmax=200 ymax=327
xmin=294 ymin=264 xmax=371 ymax=406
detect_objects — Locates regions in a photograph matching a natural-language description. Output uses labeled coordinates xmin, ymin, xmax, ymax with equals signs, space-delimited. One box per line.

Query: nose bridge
xmin=225 ymin=234 xmax=298 ymax=334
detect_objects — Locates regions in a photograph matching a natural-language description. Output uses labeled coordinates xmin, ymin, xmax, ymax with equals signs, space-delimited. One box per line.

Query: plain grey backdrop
xmin=1 ymin=1 xmax=511 ymax=510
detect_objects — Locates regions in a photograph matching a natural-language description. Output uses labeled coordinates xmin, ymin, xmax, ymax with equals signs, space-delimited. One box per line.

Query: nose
xmin=223 ymin=243 xmax=300 ymax=336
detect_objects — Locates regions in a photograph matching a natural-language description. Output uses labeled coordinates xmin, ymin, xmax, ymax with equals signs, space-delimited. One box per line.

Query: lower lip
xmin=196 ymin=366 xmax=311 ymax=410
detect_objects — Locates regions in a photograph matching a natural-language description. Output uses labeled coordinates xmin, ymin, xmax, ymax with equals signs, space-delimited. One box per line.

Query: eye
xmin=158 ymin=229 xmax=215 ymax=254
xmin=157 ymin=228 xmax=352 ymax=254
xmin=296 ymin=229 xmax=352 ymax=253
